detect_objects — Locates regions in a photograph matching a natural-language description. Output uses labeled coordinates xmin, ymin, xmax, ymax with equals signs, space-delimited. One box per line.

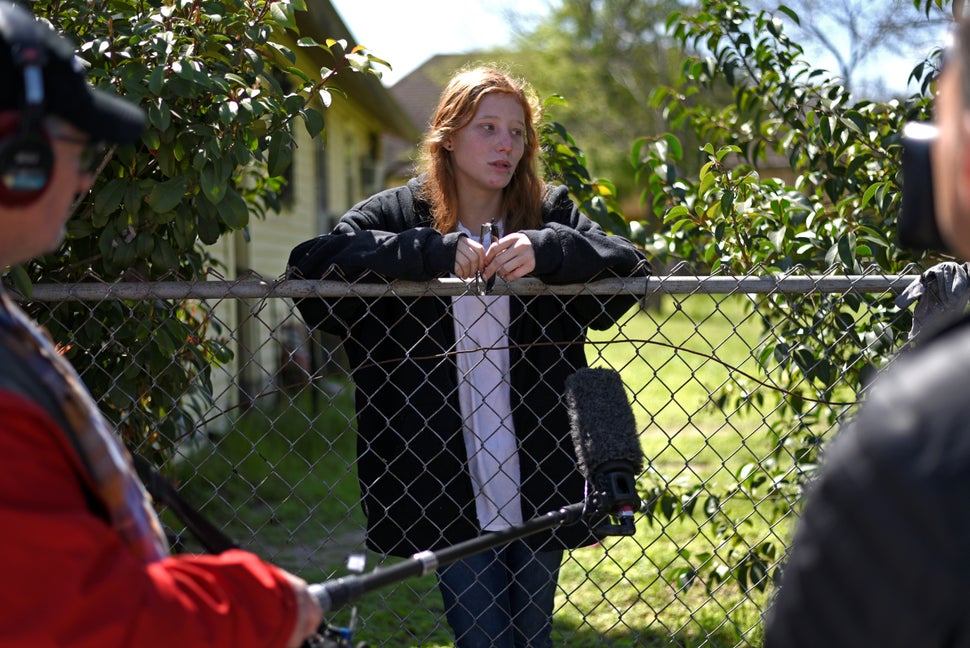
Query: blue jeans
xmin=436 ymin=540 xmax=563 ymax=648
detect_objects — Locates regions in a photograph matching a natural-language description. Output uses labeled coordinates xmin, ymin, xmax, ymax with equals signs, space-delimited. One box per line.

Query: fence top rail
xmin=9 ymin=274 xmax=921 ymax=302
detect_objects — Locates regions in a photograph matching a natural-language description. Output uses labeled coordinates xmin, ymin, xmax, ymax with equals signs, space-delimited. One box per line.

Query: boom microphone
xmin=565 ymin=367 xmax=644 ymax=536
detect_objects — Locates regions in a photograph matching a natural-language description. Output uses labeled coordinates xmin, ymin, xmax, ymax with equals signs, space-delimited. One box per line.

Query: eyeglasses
xmin=49 ymin=132 xmax=109 ymax=174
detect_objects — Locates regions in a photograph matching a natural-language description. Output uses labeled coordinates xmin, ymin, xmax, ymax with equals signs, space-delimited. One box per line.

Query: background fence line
xmin=16 ymin=267 xmax=928 ymax=646
xmin=17 ymin=270 xmax=922 ymax=301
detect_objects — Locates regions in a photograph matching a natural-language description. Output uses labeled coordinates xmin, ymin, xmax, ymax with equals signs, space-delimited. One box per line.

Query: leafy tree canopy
xmin=513 ymin=0 xmax=695 ymax=211
xmin=12 ymin=0 xmax=386 ymax=460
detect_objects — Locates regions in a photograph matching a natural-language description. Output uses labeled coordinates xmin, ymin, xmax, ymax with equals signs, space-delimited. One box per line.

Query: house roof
xmin=294 ymin=4 xmax=420 ymax=142
xmin=391 ymin=54 xmax=476 ymax=131
xmin=384 ymin=54 xmax=483 ymax=179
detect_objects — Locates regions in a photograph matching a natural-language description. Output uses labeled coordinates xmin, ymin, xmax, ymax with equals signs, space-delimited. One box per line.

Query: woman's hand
xmin=454 ymin=235 xmax=487 ymax=279
xmin=483 ymin=233 xmax=534 ymax=282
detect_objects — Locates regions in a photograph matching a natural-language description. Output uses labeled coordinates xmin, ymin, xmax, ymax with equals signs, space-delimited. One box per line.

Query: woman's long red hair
xmin=416 ymin=66 xmax=544 ymax=233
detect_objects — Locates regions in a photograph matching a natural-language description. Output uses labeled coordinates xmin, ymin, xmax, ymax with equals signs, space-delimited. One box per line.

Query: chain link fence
xmin=19 ymin=265 xmax=923 ymax=646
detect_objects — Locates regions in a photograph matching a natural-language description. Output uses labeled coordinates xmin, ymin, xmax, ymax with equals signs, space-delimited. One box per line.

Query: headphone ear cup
xmin=0 ymin=113 xmax=52 ymax=206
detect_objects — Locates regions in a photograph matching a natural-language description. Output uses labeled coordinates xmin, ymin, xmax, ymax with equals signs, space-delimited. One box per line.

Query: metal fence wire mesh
xmin=19 ymin=266 xmax=921 ymax=647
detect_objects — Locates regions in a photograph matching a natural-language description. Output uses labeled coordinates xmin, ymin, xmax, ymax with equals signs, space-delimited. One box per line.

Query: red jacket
xmin=0 ymin=390 xmax=298 ymax=648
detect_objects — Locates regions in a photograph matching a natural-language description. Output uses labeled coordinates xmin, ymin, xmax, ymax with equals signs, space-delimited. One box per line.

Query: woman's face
xmin=445 ymin=92 xmax=526 ymax=198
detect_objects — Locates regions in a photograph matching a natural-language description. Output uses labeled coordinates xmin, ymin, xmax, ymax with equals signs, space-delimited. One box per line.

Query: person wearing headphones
xmin=0 ymin=3 xmax=322 ymax=646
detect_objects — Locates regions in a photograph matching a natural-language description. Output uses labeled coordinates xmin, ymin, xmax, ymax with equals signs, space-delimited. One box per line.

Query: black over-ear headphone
xmin=0 ymin=2 xmax=53 ymax=206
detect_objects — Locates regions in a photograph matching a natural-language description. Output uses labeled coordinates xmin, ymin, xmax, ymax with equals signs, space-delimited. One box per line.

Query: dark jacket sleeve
xmin=286 ymin=182 xmax=464 ymax=333
xmin=528 ymin=186 xmax=650 ymax=283
xmin=527 ymin=185 xmax=651 ymax=329
xmin=764 ymin=326 xmax=970 ymax=647
xmin=287 ymin=182 xmax=462 ymax=283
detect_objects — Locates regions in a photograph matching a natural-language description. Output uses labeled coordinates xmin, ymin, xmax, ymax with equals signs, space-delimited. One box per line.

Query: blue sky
xmin=329 ymin=0 xmax=945 ymax=96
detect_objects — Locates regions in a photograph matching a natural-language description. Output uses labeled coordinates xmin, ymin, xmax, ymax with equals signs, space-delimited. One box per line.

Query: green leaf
xmin=8 ymin=265 xmax=32 ymax=298
xmin=704 ymin=496 xmax=720 ymax=517
xmin=662 ymin=133 xmax=684 ymax=161
xmin=93 ymin=178 xmax=128 ymax=226
xmin=302 ymin=107 xmax=325 ymax=137
xmin=838 ymin=234 xmax=855 ymax=269
xmin=270 ymin=2 xmax=297 ymax=30
xmin=148 ymin=177 xmax=189 ymax=213
xmin=267 ymin=131 xmax=292 ymax=177
xmin=200 ymin=165 xmax=226 ymax=204
xmin=768 ymin=227 xmax=787 ymax=251
xmin=219 ymin=188 xmax=250 ymax=229
xmin=148 ymin=65 xmax=165 ymax=94
xmin=197 ymin=213 xmax=221 ymax=245
xmin=660 ymin=493 xmax=677 ymax=520
xmin=151 ymin=238 xmax=179 ymax=271
xmin=135 ymin=231 xmax=155 ymax=258
xmin=218 ymin=101 xmax=239 ymax=124
xmin=65 ymin=219 xmax=93 ymax=239
xmin=665 ymin=205 xmax=691 ymax=222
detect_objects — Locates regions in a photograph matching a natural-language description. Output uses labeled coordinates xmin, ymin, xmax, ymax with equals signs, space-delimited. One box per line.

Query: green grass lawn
xmin=168 ymin=294 xmax=815 ymax=646
xmin=590 ymin=295 xmax=784 ymax=486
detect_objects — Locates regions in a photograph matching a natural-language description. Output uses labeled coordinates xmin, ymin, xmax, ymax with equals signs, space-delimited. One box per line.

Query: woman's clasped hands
xmin=454 ymin=232 xmax=535 ymax=282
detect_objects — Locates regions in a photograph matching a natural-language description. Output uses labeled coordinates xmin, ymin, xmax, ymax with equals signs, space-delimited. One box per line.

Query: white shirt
xmin=451 ymin=222 xmax=523 ymax=531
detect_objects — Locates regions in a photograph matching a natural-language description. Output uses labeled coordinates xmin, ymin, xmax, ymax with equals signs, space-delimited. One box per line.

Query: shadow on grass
xmin=551 ymin=620 xmax=757 ymax=648
xmin=318 ymin=571 xmax=761 ymax=648
xmin=326 ymin=599 xmax=757 ymax=648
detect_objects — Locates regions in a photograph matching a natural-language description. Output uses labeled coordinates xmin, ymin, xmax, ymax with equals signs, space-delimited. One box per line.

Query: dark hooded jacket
xmin=764 ymin=312 xmax=970 ymax=647
xmin=287 ymin=178 xmax=650 ymax=556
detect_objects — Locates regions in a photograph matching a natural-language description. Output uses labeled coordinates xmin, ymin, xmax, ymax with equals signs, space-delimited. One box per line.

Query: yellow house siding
xmin=243 ymin=100 xmax=385 ymax=281
xmin=206 ymin=98 xmax=389 ymax=412
xmin=247 ymin=122 xmax=323 ymax=281
xmin=197 ymin=1 xmax=419 ymax=418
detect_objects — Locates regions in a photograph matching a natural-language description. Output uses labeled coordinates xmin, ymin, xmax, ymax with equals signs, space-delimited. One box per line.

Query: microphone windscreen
xmin=564 ymin=367 xmax=644 ymax=479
